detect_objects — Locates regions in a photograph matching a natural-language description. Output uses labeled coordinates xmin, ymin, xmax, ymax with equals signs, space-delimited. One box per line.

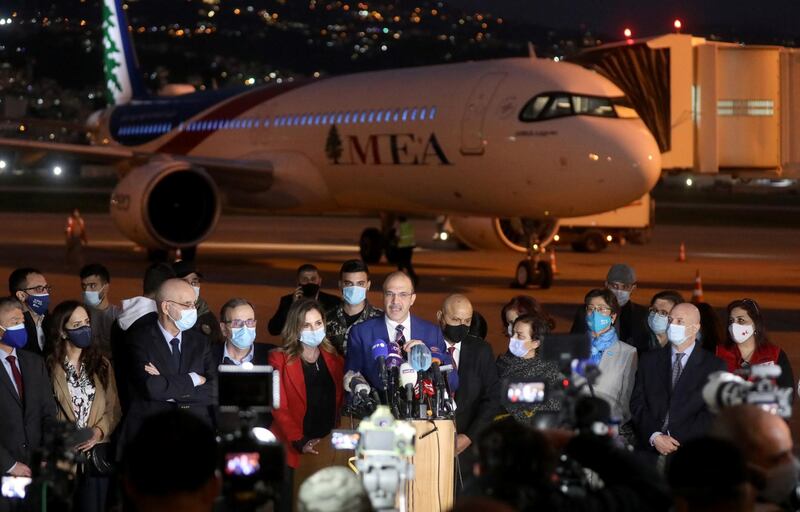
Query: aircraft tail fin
xmin=101 ymin=0 xmax=147 ymax=105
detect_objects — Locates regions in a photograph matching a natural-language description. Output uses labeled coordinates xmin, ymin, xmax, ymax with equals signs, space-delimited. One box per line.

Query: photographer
xmin=469 ymin=417 xmax=672 ymax=512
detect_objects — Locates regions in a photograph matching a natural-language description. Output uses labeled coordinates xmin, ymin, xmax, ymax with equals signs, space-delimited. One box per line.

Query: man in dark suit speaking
xmin=118 ymin=279 xmax=217 ymax=453
xmin=0 ymin=296 xmax=56 ymax=485
xmin=630 ymin=302 xmax=726 ymax=464
xmin=345 ymin=272 xmax=456 ymax=392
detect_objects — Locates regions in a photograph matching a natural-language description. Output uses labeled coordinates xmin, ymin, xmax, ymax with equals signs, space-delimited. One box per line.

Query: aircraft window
xmin=360 ymin=111 xmax=367 ymax=123
xmin=293 ymin=115 xmax=301 ymax=125
xmin=521 ymin=94 xmax=623 ymax=121
xmin=572 ymin=96 xmax=615 ymax=117
xmin=430 ymin=107 xmax=437 ymax=120
xmin=419 ymin=108 xmax=427 ymax=120
xmin=263 ymin=118 xmax=270 ymax=127
xmin=335 ymin=113 xmax=342 ymax=124
xmin=376 ymin=111 xmax=384 ymax=122
xmin=410 ymin=108 xmax=418 ymax=121
xmin=612 ymin=97 xmax=640 ymax=119
xmin=401 ymin=109 xmax=409 ymax=121
xmin=392 ymin=109 xmax=400 ymax=122
xmin=301 ymin=115 xmax=308 ymax=126
xmin=387 ymin=109 xmax=395 ymax=122
xmin=367 ymin=111 xmax=375 ymax=123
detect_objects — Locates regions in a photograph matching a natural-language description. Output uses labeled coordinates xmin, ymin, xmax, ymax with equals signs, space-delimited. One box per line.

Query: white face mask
xmin=667 ymin=324 xmax=691 ymax=345
xmin=729 ymin=323 xmax=754 ymax=344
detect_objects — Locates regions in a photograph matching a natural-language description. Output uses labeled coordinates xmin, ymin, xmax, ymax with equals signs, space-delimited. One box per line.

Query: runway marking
xmin=3 ymin=239 xmax=361 ymax=253
xmin=692 ymin=251 xmax=788 ymax=260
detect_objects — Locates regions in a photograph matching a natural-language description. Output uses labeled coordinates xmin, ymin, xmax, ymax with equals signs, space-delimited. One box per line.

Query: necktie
xmin=662 ymin=352 xmax=686 ymax=431
xmin=395 ymin=325 xmax=406 ymax=349
xmin=170 ymin=338 xmax=182 ymax=370
xmin=6 ymin=355 xmax=23 ymax=403
xmin=447 ymin=345 xmax=458 ymax=371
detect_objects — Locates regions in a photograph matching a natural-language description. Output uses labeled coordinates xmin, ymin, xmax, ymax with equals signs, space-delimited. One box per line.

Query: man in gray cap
xmin=570 ymin=263 xmax=650 ymax=353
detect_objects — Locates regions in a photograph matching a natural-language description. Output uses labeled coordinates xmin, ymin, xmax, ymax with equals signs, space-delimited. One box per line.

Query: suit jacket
xmin=630 ymin=343 xmax=726 ymax=452
xmin=212 ymin=342 xmax=275 ymax=366
xmin=118 ymin=318 xmax=217 ymax=455
xmin=592 ymin=340 xmax=638 ymax=424
xmin=345 ymin=314 xmax=458 ymax=392
xmin=110 ymin=311 xmax=158 ymax=415
xmin=0 ymin=350 xmax=57 ymax=472
xmin=268 ymin=349 xmax=344 ymax=468
xmin=52 ymin=357 xmax=122 ymax=444
xmin=21 ymin=311 xmax=51 ymax=358
xmin=453 ymin=335 xmax=501 ymax=442
xmin=570 ymin=300 xmax=651 ymax=354
xmin=267 ymin=291 xmax=341 ymax=336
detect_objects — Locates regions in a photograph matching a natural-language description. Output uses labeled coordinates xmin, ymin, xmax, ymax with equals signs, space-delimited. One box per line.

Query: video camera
xmin=333 ymin=405 xmax=416 ymax=511
xmin=217 ymin=364 xmax=284 ymax=511
xmin=703 ymin=364 xmax=793 ymax=418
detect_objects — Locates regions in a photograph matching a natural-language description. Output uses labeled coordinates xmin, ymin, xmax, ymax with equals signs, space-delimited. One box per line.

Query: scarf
xmin=589 ymin=328 xmax=617 ymax=365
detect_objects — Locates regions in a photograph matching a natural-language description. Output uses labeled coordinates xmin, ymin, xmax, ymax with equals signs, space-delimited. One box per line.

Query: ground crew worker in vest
xmin=394 ymin=216 xmax=418 ymax=287
xmin=65 ymin=208 xmax=88 ymax=268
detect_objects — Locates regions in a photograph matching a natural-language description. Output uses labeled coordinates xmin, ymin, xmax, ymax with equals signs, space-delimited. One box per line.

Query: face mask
xmin=231 ymin=326 xmax=256 ymax=349
xmin=66 ymin=326 xmax=92 ymax=349
xmin=0 ymin=323 xmax=27 ymax=349
xmin=342 ymin=286 xmax=366 ymax=306
xmin=301 ymin=283 xmax=320 ymax=298
xmin=83 ymin=291 xmax=102 ymax=308
xmin=648 ymin=312 xmax=669 ymax=334
xmin=760 ymin=457 xmax=800 ymax=505
xmin=443 ymin=324 xmax=469 ymax=344
xmin=586 ymin=311 xmax=612 ymax=333
xmin=169 ymin=307 xmax=198 ymax=332
xmin=300 ymin=327 xmax=325 ymax=347
xmin=667 ymin=324 xmax=691 ymax=345
xmin=26 ymin=293 xmax=49 ymax=316
xmin=509 ymin=337 xmax=530 ymax=358
xmin=507 ymin=323 xmax=513 ymax=337
xmin=610 ymin=289 xmax=631 ymax=307
xmin=729 ymin=323 xmax=755 ymax=344
xmin=192 ymin=286 xmax=200 ymax=300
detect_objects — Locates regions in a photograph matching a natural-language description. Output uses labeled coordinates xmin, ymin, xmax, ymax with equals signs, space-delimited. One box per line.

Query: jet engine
xmin=447 ymin=217 xmax=559 ymax=253
xmin=109 ymin=160 xmax=220 ymax=250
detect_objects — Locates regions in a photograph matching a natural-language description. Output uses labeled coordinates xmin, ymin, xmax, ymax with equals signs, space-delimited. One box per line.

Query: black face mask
xmin=301 ymin=283 xmax=320 ymax=297
xmin=443 ymin=324 xmax=469 ymax=344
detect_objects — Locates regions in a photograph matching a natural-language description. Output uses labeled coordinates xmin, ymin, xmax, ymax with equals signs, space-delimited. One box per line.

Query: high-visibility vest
xmin=397 ymin=221 xmax=415 ymax=248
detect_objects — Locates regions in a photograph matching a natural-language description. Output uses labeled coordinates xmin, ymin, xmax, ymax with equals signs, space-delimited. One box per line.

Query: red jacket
xmin=716 ymin=342 xmax=781 ymax=372
xmin=268 ymin=349 xmax=344 ymax=468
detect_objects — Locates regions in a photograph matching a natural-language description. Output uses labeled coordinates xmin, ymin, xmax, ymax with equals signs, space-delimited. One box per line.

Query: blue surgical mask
xmin=509 ymin=337 xmax=530 ymax=358
xmin=647 ymin=312 xmax=669 ymax=334
xmin=667 ymin=324 xmax=689 ymax=345
xmin=342 ymin=286 xmax=367 ymax=306
xmin=83 ymin=290 xmax=102 ymax=308
xmin=1 ymin=323 xmax=27 ymax=349
xmin=170 ymin=308 xmax=198 ymax=332
xmin=26 ymin=293 xmax=49 ymax=316
xmin=231 ymin=326 xmax=256 ymax=349
xmin=300 ymin=327 xmax=326 ymax=347
xmin=66 ymin=326 xmax=92 ymax=349
xmin=586 ymin=311 xmax=612 ymax=334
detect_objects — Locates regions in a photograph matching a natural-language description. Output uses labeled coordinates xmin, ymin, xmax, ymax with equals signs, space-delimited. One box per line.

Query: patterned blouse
xmin=64 ymin=359 xmax=96 ymax=429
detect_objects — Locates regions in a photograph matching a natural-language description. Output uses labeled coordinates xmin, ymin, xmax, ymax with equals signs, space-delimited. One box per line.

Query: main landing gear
xmin=512 ymin=219 xmax=558 ymax=289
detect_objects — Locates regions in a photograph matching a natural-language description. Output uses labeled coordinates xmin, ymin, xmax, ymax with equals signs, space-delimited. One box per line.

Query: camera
xmin=217 ymin=364 xmax=285 ymax=511
xmin=703 ymin=365 xmax=793 ymax=418
xmin=503 ymin=380 xmax=547 ymax=404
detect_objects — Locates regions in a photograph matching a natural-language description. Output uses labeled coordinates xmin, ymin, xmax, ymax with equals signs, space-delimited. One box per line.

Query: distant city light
xmin=623 ymin=27 xmax=632 ymax=38
xmin=244 ymin=77 xmax=255 ymax=85
xmin=674 ymin=19 xmax=683 ymax=32
xmin=52 ymin=165 xmax=63 ymax=176
xmin=0 ymin=160 xmax=7 ymax=169
xmin=685 ymin=177 xmax=693 ymax=187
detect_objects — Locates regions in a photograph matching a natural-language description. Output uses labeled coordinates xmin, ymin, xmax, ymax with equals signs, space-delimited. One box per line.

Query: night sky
xmin=449 ymin=0 xmax=800 ymax=38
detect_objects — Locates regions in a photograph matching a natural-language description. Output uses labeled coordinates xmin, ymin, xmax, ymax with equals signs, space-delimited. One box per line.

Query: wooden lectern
xmin=405 ymin=419 xmax=456 ymax=512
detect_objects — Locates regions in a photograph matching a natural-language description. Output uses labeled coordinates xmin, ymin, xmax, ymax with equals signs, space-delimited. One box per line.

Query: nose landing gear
xmin=511 ymin=219 xmax=558 ymax=289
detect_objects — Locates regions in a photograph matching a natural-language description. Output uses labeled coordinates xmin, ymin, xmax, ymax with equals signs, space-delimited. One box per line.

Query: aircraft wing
xmin=0 ymin=137 xmax=273 ymax=192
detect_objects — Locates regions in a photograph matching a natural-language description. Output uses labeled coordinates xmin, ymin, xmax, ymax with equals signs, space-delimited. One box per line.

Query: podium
xmin=405 ymin=420 xmax=456 ymax=512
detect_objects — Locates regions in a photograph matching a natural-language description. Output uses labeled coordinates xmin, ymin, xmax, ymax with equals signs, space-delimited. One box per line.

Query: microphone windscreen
xmin=387 ymin=341 xmax=402 ymax=357
xmin=386 ymin=353 xmax=404 ymax=369
xmin=371 ymin=340 xmax=388 ymax=360
xmin=399 ymin=363 xmax=418 ymax=387
xmin=410 ymin=343 xmax=432 ymax=372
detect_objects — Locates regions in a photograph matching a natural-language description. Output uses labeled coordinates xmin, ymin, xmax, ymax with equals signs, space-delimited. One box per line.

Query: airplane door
xmin=460 ymin=72 xmax=507 ymax=155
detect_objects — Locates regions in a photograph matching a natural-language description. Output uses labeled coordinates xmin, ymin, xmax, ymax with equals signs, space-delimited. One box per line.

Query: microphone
xmin=399 ymin=363 xmax=418 ymax=419
xmin=344 ymin=371 xmax=371 ymax=396
xmin=371 ymin=339 xmax=389 ymax=386
xmin=386 ymin=341 xmax=405 ymax=372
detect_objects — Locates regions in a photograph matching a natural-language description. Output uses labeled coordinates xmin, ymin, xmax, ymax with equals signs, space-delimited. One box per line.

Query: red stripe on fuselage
xmin=154 ymin=80 xmax=311 ymax=155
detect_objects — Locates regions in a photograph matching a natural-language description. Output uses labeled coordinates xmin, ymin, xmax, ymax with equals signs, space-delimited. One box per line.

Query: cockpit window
xmin=520 ymin=93 xmax=635 ymax=122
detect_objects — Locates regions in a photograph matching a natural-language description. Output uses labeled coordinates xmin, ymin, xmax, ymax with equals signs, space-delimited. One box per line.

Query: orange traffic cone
xmin=549 ymin=248 xmax=559 ymax=275
xmin=691 ymin=269 xmax=704 ymax=304
xmin=677 ymin=242 xmax=687 ymax=262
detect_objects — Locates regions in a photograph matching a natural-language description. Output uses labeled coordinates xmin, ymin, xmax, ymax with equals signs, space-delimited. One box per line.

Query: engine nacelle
xmin=110 ymin=160 xmax=220 ymax=249
xmin=448 ymin=217 xmax=559 ymax=253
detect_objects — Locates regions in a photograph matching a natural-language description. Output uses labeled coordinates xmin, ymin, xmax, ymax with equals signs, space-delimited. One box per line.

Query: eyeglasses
xmin=586 ymin=305 xmax=612 ymax=315
xmin=224 ymin=319 xmax=256 ymax=328
xmin=166 ymin=299 xmax=195 ymax=309
xmin=22 ymin=285 xmax=52 ymax=294
xmin=648 ymin=308 xmax=669 ymax=318
xmin=384 ymin=291 xmax=414 ymax=300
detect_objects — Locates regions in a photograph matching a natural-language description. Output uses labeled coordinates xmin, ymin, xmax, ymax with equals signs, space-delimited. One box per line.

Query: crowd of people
xmin=0 ymin=257 xmax=796 ymax=512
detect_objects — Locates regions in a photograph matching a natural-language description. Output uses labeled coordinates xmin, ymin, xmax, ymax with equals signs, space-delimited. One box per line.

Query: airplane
xmin=0 ymin=0 xmax=660 ymax=288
